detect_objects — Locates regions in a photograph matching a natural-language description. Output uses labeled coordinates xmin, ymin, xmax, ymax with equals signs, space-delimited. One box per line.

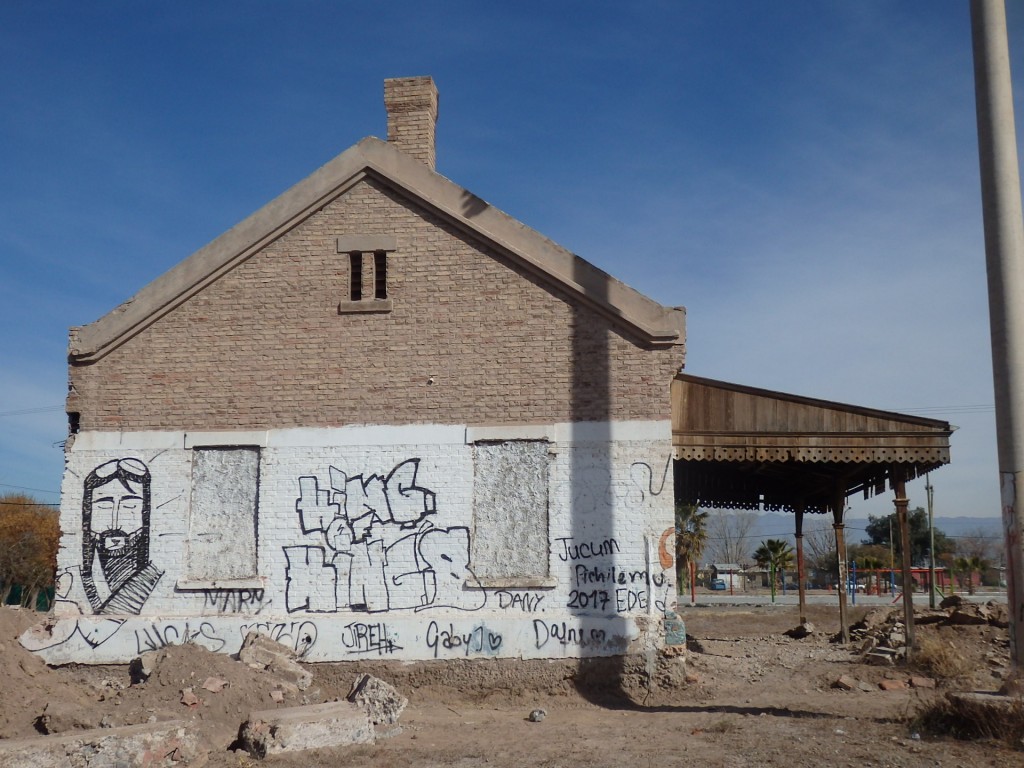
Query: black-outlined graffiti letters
xmin=287 ymin=459 xmax=486 ymax=614
xmin=626 ymin=455 xmax=671 ymax=509
xmin=81 ymin=458 xmax=163 ymax=615
xmin=239 ymin=621 xmax=318 ymax=657
xmin=202 ymin=588 xmax=269 ymax=614
xmin=134 ymin=621 xmax=226 ymax=654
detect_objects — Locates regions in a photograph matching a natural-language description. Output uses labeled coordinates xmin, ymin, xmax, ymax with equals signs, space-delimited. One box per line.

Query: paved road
xmin=678 ymin=591 xmax=1007 ymax=608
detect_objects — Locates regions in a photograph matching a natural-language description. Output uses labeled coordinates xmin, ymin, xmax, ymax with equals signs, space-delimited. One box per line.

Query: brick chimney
xmin=384 ymin=76 xmax=439 ymax=170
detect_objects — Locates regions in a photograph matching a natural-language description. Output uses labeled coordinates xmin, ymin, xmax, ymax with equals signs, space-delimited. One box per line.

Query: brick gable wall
xmin=69 ymin=178 xmax=682 ymax=432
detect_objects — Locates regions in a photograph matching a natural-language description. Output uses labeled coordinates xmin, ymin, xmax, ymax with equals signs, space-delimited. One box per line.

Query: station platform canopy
xmin=672 ymin=373 xmax=954 ymax=515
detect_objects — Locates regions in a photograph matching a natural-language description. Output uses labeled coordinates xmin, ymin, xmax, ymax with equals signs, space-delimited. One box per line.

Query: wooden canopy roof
xmin=672 ymin=374 xmax=953 ymax=514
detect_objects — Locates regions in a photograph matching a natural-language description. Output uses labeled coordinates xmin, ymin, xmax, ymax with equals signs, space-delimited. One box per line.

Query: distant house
xmin=23 ymin=77 xmax=686 ymax=664
xmin=710 ymin=564 xmax=743 ymax=590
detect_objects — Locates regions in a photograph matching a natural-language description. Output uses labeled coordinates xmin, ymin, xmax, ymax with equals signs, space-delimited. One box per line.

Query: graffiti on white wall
xmin=81 ymin=458 xmax=164 ymax=615
xmin=285 ymin=458 xmax=486 ymax=614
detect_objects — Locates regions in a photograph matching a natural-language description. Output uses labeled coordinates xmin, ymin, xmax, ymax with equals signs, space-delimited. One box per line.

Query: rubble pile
xmin=0 ymin=627 xmax=409 ymax=766
xmin=846 ymin=599 xmax=1010 ymax=668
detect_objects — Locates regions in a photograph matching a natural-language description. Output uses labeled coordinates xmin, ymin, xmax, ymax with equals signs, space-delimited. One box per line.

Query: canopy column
xmin=795 ymin=501 xmax=807 ymax=625
xmin=832 ymin=488 xmax=849 ymax=644
xmin=893 ymin=466 xmax=915 ymax=659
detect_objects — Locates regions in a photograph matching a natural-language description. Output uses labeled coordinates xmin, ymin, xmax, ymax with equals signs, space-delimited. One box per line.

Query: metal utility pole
xmin=927 ymin=475 xmax=937 ymax=609
xmin=971 ymin=0 xmax=1024 ymax=678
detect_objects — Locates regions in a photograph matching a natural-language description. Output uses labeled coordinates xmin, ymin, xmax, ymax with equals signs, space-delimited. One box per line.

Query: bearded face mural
xmin=81 ymin=458 xmax=163 ymax=614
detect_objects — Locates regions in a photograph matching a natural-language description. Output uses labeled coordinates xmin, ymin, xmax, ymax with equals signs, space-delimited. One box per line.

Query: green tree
xmin=862 ymin=507 xmax=954 ymax=566
xmin=753 ymin=538 xmax=794 ymax=593
xmin=675 ymin=503 xmax=708 ymax=592
xmin=0 ymin=494 xmax=59 ymax=609
xmin=954 ymin=555 xmax=988 ymax=595
xmin=857 ymin=554 xmax=886 ymax=594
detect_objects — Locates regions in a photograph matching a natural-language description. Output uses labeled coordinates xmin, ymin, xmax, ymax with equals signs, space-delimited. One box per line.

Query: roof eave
xmin=71 ymin=138 xmax=684 ymax=363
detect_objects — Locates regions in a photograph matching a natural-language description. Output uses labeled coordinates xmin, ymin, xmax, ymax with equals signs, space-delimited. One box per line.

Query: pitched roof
xmin=71 ymin=137 xmax=685 ymax=363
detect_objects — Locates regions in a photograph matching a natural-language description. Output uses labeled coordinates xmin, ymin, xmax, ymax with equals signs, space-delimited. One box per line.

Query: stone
xmin=240 ymin=701 xmax=374 ymax=758
xmin=180 ymin=688 xmax=200 ymax=707
xmin=346 ymin=674 xmax=408 ymax=726
xmin=909 ymin=676 xmax=936 ymax=689
xmin=879 ymin=679 xmax=908 ymax=691
xmin=35 ymin=699 xmax=103 ymax=735
xmin=864 ymin=652 xmax=895 ymax=667
xmin=201 ymin=677 xmax=228 ymax=693
xmin=832 ymin=675 xmax=857 ymax=691
xmin=784 ymin=622 xmax=816 ymax=639
xmin=528 ymin=708 xmax=547 ymax=722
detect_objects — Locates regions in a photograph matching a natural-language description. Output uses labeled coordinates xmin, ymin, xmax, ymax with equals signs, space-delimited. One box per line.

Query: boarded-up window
xmin=471 ymin=441 xmax=549 ymax=582
xmin=186 ymin=447 xmax=259 ymax=581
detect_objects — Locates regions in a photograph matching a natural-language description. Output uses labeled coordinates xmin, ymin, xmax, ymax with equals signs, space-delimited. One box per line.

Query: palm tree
xmin=754 ymin=538 xmax=794 ymax=597
xmin=955 ymin=555 xmax=988 ymax=595
xmin=675 ymin=503 xmax=708 ymax=594
xmin=859 ymin=555 xmax=884 ymax=595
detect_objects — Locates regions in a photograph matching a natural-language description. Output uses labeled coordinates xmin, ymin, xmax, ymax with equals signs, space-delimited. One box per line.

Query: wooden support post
xmin=795 ymin=502 xmax=807 ymax=626
xmin=893 ymin=466 xmax=915 ymax=659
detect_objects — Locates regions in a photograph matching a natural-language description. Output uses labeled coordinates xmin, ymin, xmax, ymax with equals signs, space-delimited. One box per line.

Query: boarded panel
xmin=186 ymin=447 xmax=259 ymax=581
xmin=471 ymin=441 xmax=549 ymax=580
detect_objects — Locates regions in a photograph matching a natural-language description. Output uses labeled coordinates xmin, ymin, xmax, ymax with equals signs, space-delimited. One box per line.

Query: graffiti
xmin=658 ymin=527 xmax=674 ymax=570
xmin=572 ymin=563 xmax=665 ymax=588
xmin=615 ymin=588 xmax=648 ymax=612
xmin=286 ymin=460 xmax=486 ymax=614
xmin=239 ymin=620 xmax=317 ymax=657
xmin=532 ymin=620 xmax=627 ymax=651
xmin=134 ymin=621 xmax=225 ymax=654
xmin=81 ymin=458 xmax=163 ymax=614
xmin=567 ymin=589 xmax=611 ymax=611
xmin=495 ymin=591 xmax=545 ymax=612
xmin=202 ymin=588 xmax=269 ymax=614
xmin=425 ymin=620 xmax=502 ymax=658
xmin=340 ymin=621 xmax=401 ymax=655
xmin=555 ymin=537 xmax=620 ymax=562
xmin=626 ymin=455 xmax=671 ymax=508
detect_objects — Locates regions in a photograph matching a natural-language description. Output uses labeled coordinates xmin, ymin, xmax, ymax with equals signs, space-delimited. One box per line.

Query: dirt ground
xmin=0 ymin=600 xmax=1021 ymax=767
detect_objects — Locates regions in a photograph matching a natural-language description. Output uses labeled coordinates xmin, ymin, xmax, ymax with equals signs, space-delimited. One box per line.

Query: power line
xmin=0 ymin=405 xmax=64 ymax=418
xmin=0 ymin=482 xmax=60 ymax=496
xmin=885 ymin=404 xmax=995 ymax=416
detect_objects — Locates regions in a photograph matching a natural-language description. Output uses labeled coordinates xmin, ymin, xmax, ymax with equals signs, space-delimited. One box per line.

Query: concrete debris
xmin=848 ymin=603 xmax=1006 ymax=665
xmin=0 ymin=720 xmax=203 ymax=767
xmin=783 ymin=622 xmax=816 ymax=639
xmin=129 ymin=650 xmax=160 ymax=684
xmin=240 ymin=701 xmax=374 ymax=758
xmin=346 ymin=673 xmax=408 ymax=726
xmin=201 ymin=677 xmax=228 ymax=693
xmin=237 ymin=631 xmax=313 ymax=691
xmin=949 ymin=608 xmax=989 ymax=626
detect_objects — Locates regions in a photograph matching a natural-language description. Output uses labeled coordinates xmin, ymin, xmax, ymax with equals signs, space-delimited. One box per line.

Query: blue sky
xmin=0 ymin=2 xmax=1020 ymax=521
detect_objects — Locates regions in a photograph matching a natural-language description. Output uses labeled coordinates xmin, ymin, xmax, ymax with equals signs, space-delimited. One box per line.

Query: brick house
xmin=24 ymin=77 xmax=685 ymax=664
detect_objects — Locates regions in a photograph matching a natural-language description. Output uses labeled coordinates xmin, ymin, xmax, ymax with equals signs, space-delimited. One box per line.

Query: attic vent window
xmin=337 ymin=235 xmax=396 ymax=314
